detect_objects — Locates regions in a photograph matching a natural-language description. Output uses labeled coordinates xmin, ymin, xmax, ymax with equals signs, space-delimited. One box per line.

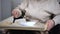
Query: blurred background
xmin=0 ymin=0 xmax=60 ymax=34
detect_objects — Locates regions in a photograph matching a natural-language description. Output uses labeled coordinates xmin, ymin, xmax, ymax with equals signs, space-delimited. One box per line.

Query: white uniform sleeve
xmin=53 ymin=15 xmax=60 ymax=25
xmin=52 ymin=1 xmax=60 ymax=25
xmin=47 ymin=0 xmax=60 ymax=25
xmin=44 ymin=0 xmax=60 ymax=25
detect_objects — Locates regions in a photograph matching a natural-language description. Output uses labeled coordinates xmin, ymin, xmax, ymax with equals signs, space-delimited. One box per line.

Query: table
xmin=0 ymin=16 xmax=48 ymax=34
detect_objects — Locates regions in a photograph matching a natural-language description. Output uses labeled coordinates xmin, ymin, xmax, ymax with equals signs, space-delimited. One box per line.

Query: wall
xmin=1 ymin=0 xmax=22 ymax=20
xmin=1 ymin=0 xmax=11 ymax=20
xmin=0 ymin=0 xmax=1 ymax=21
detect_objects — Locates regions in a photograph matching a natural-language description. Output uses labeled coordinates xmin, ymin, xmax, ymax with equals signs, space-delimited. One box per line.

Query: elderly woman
xmin=11 ymin=0 xmax=60 ymax=34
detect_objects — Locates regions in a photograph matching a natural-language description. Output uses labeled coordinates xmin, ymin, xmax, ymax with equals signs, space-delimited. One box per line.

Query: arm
xmin=45 ymin=0 xmax=60 ymax=31
xmin=12 ymin=0 xmax=28 ymax=18
xmin=47 ymin=0 xmax=60 ymax=25
xmin=50 ymin=1 xmax=60 ymax=25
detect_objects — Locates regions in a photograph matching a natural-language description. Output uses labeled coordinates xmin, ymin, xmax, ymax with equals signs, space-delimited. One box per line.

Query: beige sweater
xmin=15 ymin=0 xmax=60 ymax=25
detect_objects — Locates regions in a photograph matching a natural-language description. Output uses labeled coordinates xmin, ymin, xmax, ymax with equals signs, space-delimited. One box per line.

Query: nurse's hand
xmin=12 ymin=9 xmax=22 ymax=18
xmin=46 ymin=20 xmax=55 ymax=31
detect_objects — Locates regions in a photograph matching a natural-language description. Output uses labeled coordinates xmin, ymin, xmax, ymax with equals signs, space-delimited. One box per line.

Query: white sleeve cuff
xmin=53 ymin=15 xmax=60 ymax=25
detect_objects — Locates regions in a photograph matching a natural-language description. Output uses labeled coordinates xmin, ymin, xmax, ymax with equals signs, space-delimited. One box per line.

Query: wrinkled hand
xmin=12 ymin=9 xmax=21 ymax=18
xmin=46 ymin=20 xmax=55 ymax=31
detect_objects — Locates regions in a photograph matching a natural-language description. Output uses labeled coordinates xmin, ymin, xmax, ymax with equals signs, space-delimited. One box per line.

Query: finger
xmin=12 ymin=10 xmax=16 ymax=16
xmin=14 ymin=12 xmax=18 ymax=18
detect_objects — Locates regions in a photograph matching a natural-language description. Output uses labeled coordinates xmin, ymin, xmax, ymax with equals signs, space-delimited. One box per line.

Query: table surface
xmin=0 ymin=16 xmax=47 ymax=31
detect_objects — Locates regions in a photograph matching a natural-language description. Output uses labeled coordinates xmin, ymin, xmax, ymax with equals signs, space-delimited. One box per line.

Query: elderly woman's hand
xmin=12 ymin=9 xmax=22 ymax=18
xmin=46 ymin=20 xmax=55 ymax=31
